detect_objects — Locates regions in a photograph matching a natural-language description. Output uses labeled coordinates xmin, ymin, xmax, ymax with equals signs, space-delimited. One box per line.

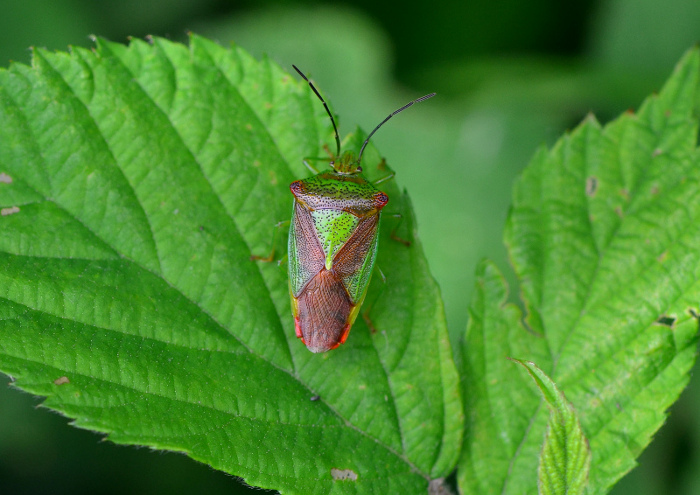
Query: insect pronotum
xmin=288 ymin=65 xmax=435 ymax=353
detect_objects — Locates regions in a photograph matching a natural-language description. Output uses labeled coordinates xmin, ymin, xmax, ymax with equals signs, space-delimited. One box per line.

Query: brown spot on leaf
xmin=652 ymin=148 xmax=663 ymax=157
xmin=1 ymin=206 xmax=20 ymax=216
xmin=331 ymin=468 xmax=358 ymax=481
xmin=585 ymin=176 xmax=598 ymax=197
xmin=54 ymin=376 xmax=70 ymax=386
xmin=0 ymin=173 xmax=12 ymax=184
xmin=429 ymin=479 xmax=452 ymax=495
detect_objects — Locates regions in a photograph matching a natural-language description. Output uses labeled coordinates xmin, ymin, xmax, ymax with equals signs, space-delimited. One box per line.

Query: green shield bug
xmin=289 ymin=65 xmax=435 ymax=353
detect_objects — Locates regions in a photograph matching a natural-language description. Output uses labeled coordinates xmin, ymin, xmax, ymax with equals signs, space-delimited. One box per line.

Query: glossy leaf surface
xmin=459 ymin=50 xmax=700 ymax=494
xmin=0 ymin=36 xmax=462 ymax=494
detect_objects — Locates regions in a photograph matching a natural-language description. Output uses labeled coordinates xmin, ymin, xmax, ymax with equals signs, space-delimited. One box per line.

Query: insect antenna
xmin=293 ymin=65 xmax=341 ymax=158
xmin=358 ymin=93 xmax=436 ymax=165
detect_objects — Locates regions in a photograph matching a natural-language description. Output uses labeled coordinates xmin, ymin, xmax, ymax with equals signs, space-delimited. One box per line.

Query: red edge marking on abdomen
xmin=338 ymin=322 xmax=352 ymax=345
xmin=294 ymin=316 xmax=304 ymax=340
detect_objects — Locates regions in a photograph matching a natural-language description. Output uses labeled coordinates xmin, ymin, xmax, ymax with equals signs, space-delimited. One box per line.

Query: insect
xmin=288 ymin=65 xmax=435 ymax=353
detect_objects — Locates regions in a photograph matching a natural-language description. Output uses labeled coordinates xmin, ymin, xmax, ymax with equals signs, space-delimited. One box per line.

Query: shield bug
xmin=288 ymin=65 xmax=435 ymax=353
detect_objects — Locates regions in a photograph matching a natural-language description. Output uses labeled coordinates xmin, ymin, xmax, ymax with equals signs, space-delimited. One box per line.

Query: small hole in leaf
xmin=0 ymin=172 xmax=12 ymax=183
xmin=656 ymin=315 xmax=676 ymax=327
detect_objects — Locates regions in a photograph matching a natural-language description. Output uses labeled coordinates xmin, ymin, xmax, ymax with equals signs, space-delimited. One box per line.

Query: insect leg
xmin=361 ymin=267 xmax=387 ymax=334
xmin=370 ymin=158 xmax=395 ymax=185
xmin=302 ymin=157 xmax=336 ymax=174
xmin=385 ymin=213 xmax=411 ymax=247
xmin=250 ymin=220 xmax=290 ymax=262
xmin=302 ymin=159 xmax=321 ymax=174
xmin=303 ymin=145 xmax=335 ymax=174
xmin=372 ymin=159 xmax=396 ymax=185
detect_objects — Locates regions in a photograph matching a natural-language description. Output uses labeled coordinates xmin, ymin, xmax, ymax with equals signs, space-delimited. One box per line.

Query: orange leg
xmin=250 ymin=220 xmax=289 ymax=262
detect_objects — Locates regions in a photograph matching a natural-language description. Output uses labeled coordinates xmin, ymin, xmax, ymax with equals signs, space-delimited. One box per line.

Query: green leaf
xmin=459 ymin=49 xmax=700 ymax=494
xmin=509 ymin=359 xmax=591 ymax=495
xmin=0 ymin=35 xmax=462 ymax=494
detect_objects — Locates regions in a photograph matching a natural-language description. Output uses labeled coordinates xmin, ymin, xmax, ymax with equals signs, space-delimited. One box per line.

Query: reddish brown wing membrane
xmin=295 ymin=269 xmax=353 ymax=353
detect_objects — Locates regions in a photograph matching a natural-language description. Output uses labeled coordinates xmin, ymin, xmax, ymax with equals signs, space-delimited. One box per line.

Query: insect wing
xmin=295 ymin=269 xmax=352 ymax=353
xmin=333 ymin=213 xmax=380 ymax=304
xmin=288 ymin=200 xmax=353 ymax=353
xmin=288 ymin=201 xmax=325 ymax=297
xmin=287 ymin=199 xmax=382 ymax=353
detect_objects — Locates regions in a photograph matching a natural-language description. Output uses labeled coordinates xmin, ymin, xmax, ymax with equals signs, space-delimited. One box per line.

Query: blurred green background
xmin=1 ymin=0 xmax=699 ymax=493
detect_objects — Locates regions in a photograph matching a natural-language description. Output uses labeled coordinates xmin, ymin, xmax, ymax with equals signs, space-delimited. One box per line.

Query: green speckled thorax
xmin=291 ymin=167 xmax=387 ymax=216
